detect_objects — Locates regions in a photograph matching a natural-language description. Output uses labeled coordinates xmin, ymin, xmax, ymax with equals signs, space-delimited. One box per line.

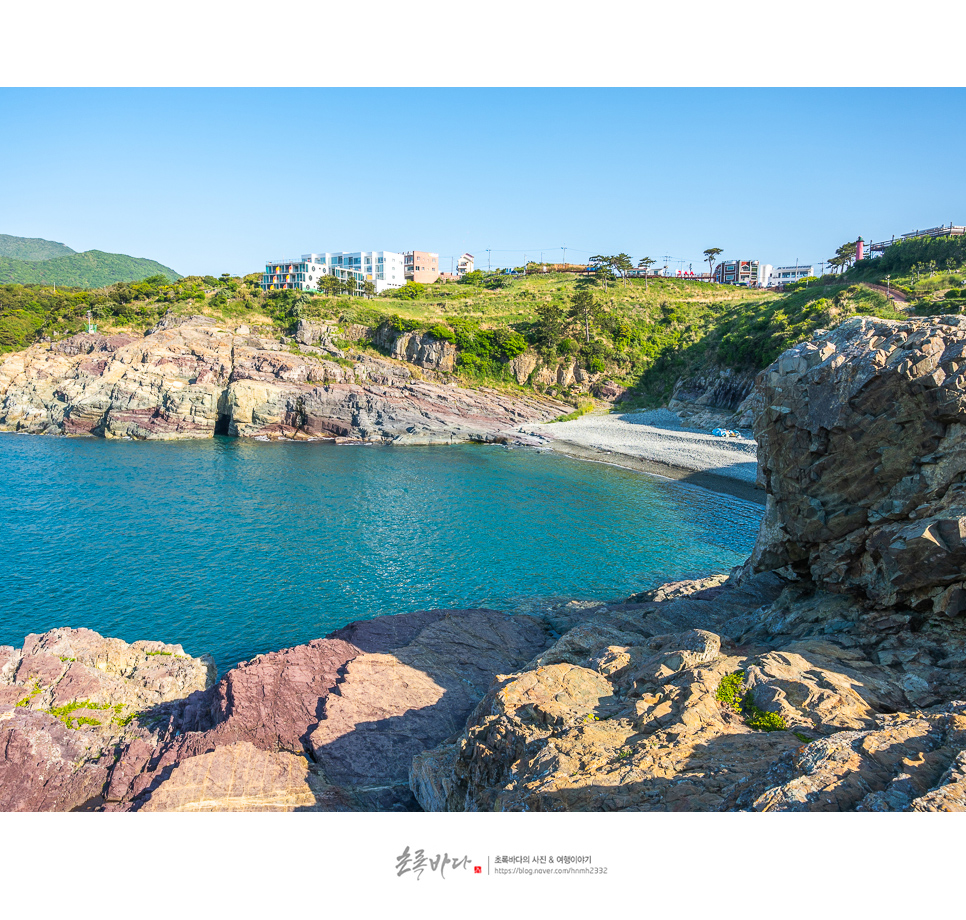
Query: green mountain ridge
xmin=0 ymin=234 xmax=76 ymax=261
xmin=0 ymin=245 xmax=181 ymax=288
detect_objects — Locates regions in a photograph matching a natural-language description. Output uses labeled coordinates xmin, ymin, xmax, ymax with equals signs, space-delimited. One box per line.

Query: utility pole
xmin=562 ymin=247 xmax=567 ymax=269
xmin=523 ymin=253 xmax=527 ymax=276
xmin=487 ymin=249 xmax=491 ymax=272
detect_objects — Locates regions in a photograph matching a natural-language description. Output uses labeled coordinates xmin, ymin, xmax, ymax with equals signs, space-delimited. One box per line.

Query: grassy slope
xmin=0 ymin=234 xmax=76 ymax=261
xmin=333 ymin=271 xmax=908 ymax=404
xmin=3 ymin=264 xmax=962 ymax=405
xmin=0 ymin=251 xmax=181 ymax=287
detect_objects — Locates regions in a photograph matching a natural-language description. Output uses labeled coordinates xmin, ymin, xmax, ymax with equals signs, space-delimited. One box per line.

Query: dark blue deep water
xmin=0 ymin=435 xmax=762 ymax=673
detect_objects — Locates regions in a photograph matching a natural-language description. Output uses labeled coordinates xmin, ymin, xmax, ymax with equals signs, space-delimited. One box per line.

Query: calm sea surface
xmin=0 ymin=434 xmax=763 ymax=673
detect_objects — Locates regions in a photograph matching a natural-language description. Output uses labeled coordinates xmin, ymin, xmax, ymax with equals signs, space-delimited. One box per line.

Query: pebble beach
xmin=515 ymin=409 xmax=763 ymax=504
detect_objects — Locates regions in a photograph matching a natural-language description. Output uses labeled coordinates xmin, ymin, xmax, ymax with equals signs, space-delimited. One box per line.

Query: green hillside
xmin=0 ymin=250 xmax=181 ymax=287
xmin=3 ymin=250 xmax=964 ymax=408
xmin=0 ymin=234 xmax=75 ymax=261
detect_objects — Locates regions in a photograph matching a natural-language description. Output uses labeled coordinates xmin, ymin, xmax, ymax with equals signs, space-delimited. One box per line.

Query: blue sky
xmin=2 ymin=87 xmax=963 ymax=277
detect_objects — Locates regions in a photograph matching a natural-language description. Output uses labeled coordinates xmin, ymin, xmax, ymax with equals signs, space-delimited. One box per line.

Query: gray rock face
xmin=0 ymin=315 xmax=565 ymax=442
xmin=669 ymin=365 xmax=758 ymax=413
xmin=411 ymin=576 xmax=966 ymax=813
xmin=668 ymin=366 xmax=759 ymax=430
xmin=509 ymin=352 xmax=538 ymax=385
xmin=746 ymin=315 xmax=966 ymax=617
xmin=372 ymin=324 xmax=457 ymax=373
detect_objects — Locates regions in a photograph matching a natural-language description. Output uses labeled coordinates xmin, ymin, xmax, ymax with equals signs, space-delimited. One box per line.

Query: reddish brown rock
xmin=0 ymin=628 xmax=216 ymax=811
xmin=0 ymin=709 xmax=116 ymax=812
xmin=309 ymin=610 xmax=552 ymax=808
xmin=97 ymin=608 xmax=555 ymax=812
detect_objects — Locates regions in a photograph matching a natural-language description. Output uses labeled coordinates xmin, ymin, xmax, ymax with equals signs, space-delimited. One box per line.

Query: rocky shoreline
xmin=4 ymin=314 xmax=966 ymax=811
xmin=0 ymin=314 xmax=566 ymax=444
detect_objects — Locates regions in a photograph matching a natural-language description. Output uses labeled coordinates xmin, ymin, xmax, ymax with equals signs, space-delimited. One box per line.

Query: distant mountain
xmin=0 ymin=235 xmax=181 ymax=287
xmin=0 ymin=234 xmax=76 ymax=262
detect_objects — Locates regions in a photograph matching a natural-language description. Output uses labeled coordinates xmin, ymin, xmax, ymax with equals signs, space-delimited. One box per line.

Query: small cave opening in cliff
xmin=214 ymin=414 xmax=231 ymax=436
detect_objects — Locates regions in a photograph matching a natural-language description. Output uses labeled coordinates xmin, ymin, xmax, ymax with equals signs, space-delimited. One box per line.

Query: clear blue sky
xmin=2 ymin=87 xmax=963 ymax=277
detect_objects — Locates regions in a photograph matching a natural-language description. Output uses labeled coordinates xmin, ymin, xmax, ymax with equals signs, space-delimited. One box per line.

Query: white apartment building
xmin=261 ymin=251 xmax=406 ymax=294
xmin=768 ymin=264 xmax=817 ymax=286
xmin=457 ymin=253 xmax=475 ymax=276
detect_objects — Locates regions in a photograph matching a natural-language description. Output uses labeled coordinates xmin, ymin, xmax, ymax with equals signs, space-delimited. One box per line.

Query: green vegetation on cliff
xmin=849 ymin=234 xmax=966 ymax=284
xmin=716 ymin=670 xmax=788 ymax=733
xmin=3 ymin=254 xmax=964 ymax=406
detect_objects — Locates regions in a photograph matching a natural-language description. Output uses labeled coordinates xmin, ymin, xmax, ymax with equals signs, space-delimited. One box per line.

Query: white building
xmin=457 ymin=253 xmax=475 ymax=276
xmin=261 ymin=251 xmax=406 ymax=294
xmin=768 ymin=264 xmax=817 ymax=287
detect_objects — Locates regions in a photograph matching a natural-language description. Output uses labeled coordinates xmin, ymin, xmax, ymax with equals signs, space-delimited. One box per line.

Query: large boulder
xmin=747 ymin=315 xmax=966 ymax=618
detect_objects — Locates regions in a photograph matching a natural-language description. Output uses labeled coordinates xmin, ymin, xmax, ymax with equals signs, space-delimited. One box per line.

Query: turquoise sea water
xmin=0 ymin=434 xmax=763 ymax=673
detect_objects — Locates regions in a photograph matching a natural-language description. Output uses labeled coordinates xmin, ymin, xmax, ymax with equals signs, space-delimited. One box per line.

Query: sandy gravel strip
xmin=514 ymin=410 xmax=765 ymax=506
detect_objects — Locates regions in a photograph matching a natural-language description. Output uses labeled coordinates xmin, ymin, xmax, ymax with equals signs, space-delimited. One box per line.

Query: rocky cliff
xmin=0 ymin=314 xmax=564 ymax=443
xmin=747 ymin=315 xmax=966 ymax=616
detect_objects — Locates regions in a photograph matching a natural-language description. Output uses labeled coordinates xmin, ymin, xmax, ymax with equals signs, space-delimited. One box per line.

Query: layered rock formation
xmin=0 ymin=314 xmax=564 ymax=443
xmin=412 ymin=576 xmax=966 ymax=812
xmin=0 ymin=611 xmax=554 ymax=811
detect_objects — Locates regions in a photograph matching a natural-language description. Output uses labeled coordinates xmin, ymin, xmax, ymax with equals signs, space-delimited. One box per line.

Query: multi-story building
xmin=404 ymin=251 xmax=440 ymax=285
xmin=457 ymin=253 xmax=475 ymax=276
xmin=713 ymin=259 xmax=769 ymax=286
xmin=261 ymin=251 xmax=405 ymax=294
xmin=768 ymin=264 xmax=817 ymax=286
